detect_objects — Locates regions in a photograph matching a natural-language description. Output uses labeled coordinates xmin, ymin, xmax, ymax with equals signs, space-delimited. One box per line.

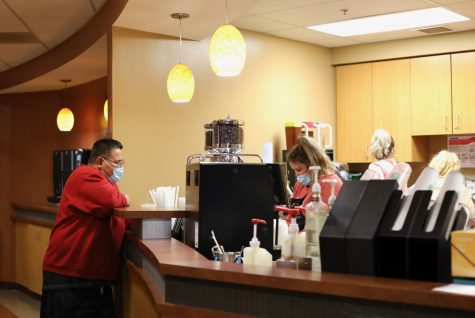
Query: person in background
xmin=287 ymin=136 xmax=343 ymax=209
xmin=362 ymin=129 xmax=397 ymax=179
xmin=428 ymin=150 xmax=474 ymax=225
xmin=41 ymin=138 xmax=130 ymax=318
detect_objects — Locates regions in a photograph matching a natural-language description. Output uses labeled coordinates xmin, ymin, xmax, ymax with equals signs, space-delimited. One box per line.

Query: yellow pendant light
xmin=209 ymin=0 xmax=246 ymax=77
xmin=56 ymin=79 xmax=74 ymax=132
xmin=103 ymin=98 xmax=108 ymax=121
xmin=167 ymin=13 xmax=194 ymax=103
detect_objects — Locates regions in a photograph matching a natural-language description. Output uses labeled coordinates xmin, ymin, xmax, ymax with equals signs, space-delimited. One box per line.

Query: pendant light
xmin=56 ymin=79 xmax=74 ymax=132
xmin=103 ymin=97 xmax=108 ymax=121
xmin=167 ymin=13 xmax=195 ymax=103
xmin=209 ymin=0 xmax=246 ymax=77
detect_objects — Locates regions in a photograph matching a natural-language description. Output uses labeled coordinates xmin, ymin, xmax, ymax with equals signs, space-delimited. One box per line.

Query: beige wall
xmin=332 ymin=30 xmax=475 ymax=65
xmin=112 ymin=27 xmax=334 ymax=202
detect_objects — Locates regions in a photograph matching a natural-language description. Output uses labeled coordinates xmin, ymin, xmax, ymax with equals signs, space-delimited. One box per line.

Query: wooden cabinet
xmin=15 ymin=222 xmax=51 ymax=294
xmin=372 ymin=60 xmax=427 ymax=162
xmin=336 ymin=63 xmax=373 ymax=163
xmin=410 ymin=55 xmax=452 ymax=135
xmin=452 ymin=52 xmax=475 ymax=134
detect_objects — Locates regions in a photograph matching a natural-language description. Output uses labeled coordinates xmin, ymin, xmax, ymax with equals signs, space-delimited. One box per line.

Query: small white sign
xmin=448 ymin=135 xmax=475 ymax=168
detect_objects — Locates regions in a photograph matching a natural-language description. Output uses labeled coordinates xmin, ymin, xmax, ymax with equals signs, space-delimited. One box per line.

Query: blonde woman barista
xmin=429 ymin=150 xmax=474 ymax=224
xmin=362 ymin=129 xmax=397 ymax=179
xmin=287 ymin=136 xmax=343 ymax=209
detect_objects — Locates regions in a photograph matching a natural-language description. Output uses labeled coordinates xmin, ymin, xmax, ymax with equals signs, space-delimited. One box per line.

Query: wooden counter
xmin=114 ymin=205 xmax=189 ymax=219
xmin=11 ymin=203 xmax=57 ymax=228
xmin=124 ymin=236 xmax=475 ymax=318
xmin=114 ymin=206 xmax=192 ymax=240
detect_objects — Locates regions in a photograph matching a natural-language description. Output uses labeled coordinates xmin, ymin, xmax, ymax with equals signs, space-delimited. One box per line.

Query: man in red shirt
xmin=41 ymin=138 xmax=129 ymax=318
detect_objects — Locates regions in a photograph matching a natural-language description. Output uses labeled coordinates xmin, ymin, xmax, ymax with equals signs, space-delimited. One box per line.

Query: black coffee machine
xmin=184 ymin=160 xmax=288 ymax=259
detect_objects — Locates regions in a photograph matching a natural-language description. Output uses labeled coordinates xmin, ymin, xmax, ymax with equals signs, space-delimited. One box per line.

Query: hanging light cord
xmin=225 ymin=0 xmax=228 ymax=24
xmin=179 ymin=16 xmax=182 ymax=64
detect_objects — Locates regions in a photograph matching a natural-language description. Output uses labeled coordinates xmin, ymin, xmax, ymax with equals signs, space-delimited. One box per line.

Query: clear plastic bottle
xmin=281 ymin=212 xmax=299 ymax=258
xmin=305 ymin=166 xmax=329 ymax=257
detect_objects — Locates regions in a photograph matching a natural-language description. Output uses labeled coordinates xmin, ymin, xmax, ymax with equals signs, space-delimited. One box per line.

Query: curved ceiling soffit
xmin=0 ymin=0 xmax=129 ymax=91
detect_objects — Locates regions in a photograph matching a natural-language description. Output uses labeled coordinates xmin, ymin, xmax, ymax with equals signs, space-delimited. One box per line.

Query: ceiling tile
xmin=259 ymin=0 xmax=433 ymax=27
xmin=244 ymin=0 xmax=337 ymax=16
xmin=0 ymin=59 xmax=9 ymax=71
xmin=446 ymin=0 xmax=475 ymax=18
xmin=0 ymin=1 xmax=16 ymax=18
xmin=114 ymin=0 xmax=260 ymax=40
xmin=25 ymin=17 xmax=90 ymax=33
xmin=26 ymin=17 xmax=91 ymax=48
xmin=8 ymin=0 xmax=94 ymax=18
xmin=234 ymin=15 xmax=295 ymax=33
xmin=270 ymin=27 xmax=362 ymax=47
xmin=429 ymin=0 xmax=474 ymax=4
xmin=0 ymin=43 xmax=47 ymax=67
xmin=0 ymin=35 xmax=107 ymax=93
xmin=91 ymin=0 xmax=108 ymax=12
xmin=0 ymin=18 xmax=29 ymax=32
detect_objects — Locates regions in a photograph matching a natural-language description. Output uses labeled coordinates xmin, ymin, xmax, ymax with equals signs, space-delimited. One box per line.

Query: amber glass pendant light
xmin=167 ymin=13 xmax=195 ymax=103
xmin=56 ymin=79 xmax=74 ymax=132
xmin=209 ymin=0 xmax=246 ymax=77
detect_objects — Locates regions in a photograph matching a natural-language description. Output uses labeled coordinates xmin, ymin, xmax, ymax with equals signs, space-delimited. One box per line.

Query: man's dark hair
xmin=88 ymin=138 xmax=123 ymax=163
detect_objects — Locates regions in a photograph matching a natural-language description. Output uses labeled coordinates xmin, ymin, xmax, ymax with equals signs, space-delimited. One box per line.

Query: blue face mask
xmin=296 ymin=173 xmax=311 ymax=186
xmin=108 ymin=166 xmax=124 ymax=183
xmin=103 ymin=159 xmax=124 ymax=183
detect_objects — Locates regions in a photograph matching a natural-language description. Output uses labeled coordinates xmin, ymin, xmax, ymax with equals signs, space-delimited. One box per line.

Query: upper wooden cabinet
xmin=336 ymin=63 xmax=373 ymax=163
xmin=452 ymin=52 xmax=475 ymax=134
xmin=410 ymin=55 xmax=452 ymax=135
xmin=372 ymin=60 xmax=426 ymax=162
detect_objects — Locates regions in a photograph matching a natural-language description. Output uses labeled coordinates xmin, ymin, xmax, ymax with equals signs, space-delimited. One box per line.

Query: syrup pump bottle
xmin=322 ymin=178 xmax=337 ymax=209
xmin=243 ymin=218 xmax=273 ymax=267
xmin=305 ymin=166 xmax=329 ymax=257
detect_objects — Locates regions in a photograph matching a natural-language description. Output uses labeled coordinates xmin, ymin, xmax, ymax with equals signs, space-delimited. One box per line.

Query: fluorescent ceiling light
xmin=307 ymin=7 xmax=470 ymax=37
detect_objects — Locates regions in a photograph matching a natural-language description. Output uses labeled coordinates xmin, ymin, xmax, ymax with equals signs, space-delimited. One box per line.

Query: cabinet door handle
xmin=455 ymin=114 xmax=459 ymax=131
xmin=444 ymin=115 xmax=448 ymax=131
xmin=365 ymin=145 xmax=368 ymax=160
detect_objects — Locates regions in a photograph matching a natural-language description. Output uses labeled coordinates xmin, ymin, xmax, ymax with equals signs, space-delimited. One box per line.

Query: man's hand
xmin=125 ymin=194 xmax=130 ymax=207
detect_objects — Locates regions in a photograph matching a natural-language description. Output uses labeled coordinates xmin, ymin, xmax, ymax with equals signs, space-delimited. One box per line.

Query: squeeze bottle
xmin=243 ymin=218 xmax=273 ymax=267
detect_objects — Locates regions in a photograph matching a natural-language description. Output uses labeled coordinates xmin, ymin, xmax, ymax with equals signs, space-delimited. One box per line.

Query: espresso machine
xmin=184 ymin=116 xmax=288 ymax=259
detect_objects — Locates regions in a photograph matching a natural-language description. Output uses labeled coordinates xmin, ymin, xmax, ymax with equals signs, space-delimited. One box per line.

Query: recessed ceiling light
xmin=307 ymin=7 xmax=469 ymax=37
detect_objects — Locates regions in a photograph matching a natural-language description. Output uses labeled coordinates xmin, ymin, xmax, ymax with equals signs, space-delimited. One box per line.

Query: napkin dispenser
xmin=320 ymin=181 xmax=367 ymax=274
xmin=345 ymin=180 xmax=398 ymax=276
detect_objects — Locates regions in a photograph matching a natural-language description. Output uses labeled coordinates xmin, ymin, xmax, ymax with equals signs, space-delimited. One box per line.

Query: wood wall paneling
xmin=0 ymin=106 xmax=13 ymax=282
xmin=0 ymin=77 xmax=107 ymax=282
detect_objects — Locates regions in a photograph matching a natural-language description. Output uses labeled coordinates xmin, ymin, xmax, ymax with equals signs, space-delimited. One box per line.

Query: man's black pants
xmin=41 ymin=271 xmax=117 ymax=318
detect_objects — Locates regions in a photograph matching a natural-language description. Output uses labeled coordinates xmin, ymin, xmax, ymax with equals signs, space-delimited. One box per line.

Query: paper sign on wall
xmin=448 ymin=135 xmax=475 ymax=168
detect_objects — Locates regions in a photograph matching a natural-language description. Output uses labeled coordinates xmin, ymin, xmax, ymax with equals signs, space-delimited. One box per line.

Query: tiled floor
xmin=0 ymin=289 xmax=40 ymax=318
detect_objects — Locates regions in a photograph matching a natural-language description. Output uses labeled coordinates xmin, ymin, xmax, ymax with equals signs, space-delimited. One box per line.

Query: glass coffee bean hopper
xmin=212 ymin=116 xmax=244 ymax=153
xmin=204 ymin=123 xmax=213 ymax=151
xmin=203 ymin=116 xmax=244 ymax=162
